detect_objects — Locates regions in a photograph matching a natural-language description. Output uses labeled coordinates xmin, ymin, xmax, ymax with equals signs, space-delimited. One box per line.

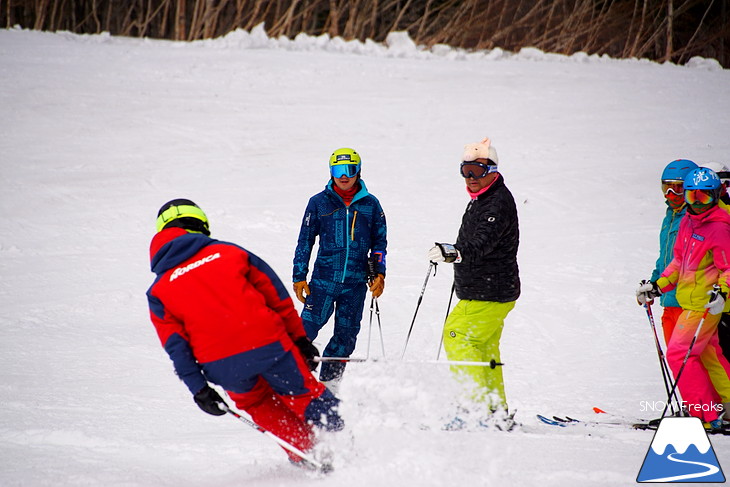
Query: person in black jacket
xmin=428 ymin=137 xmax=520 ymax=427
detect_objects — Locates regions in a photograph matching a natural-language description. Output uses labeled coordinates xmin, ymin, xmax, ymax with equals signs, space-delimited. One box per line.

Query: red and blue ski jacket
xmin=147 ymin=228 xmax=307 ymax=394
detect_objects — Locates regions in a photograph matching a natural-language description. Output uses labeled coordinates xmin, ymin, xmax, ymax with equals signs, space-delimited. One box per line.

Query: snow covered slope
xmin=1 ymin=26 xmax=729 ymax=486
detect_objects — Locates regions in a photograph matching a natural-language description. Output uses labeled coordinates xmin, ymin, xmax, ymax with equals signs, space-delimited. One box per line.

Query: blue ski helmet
xmin=661 ymin=159 xmax=698 ymax=181
xmin=684 ymin=167 xmax=721 ymax=191
xmin=703 ymin=162 xmax=730 ymax=186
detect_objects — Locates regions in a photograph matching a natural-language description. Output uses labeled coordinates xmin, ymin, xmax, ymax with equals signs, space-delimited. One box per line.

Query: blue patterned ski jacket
xmin=293 ymin=180 xmax=387 ymax=284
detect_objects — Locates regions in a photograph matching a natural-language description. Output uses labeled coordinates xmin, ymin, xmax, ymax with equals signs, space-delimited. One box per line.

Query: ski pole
xmin=374 ymin=297 xmax=386 ymax=357
xmin=315 ymin=356 xmax=369 ymax=363
xmin=436 ymin=282 xmax=455 ymax=360
xmin=660 ymin=284 xmax=720 ymax=419
xmin=644 ymin=302 xmax=681 ymax=415
xmin=401 ymin=262 xmax=438 ymax=359
xmin=314 ymin=357 xmax=501 ymax=367
xmin=366 ymin=256 xmax=386 ymax=358
xmin=221 ymin=404 xmax=327 ymax=472
xmin=362 ymin=296 xmax=386 ymax=360
xmin=365 ymin=296 xmax=374 ymax=360
xmin=410 ymin=358 xmax=504 ymax=368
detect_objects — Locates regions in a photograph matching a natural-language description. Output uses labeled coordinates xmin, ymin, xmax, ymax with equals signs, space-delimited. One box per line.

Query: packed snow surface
xmin=2 ymin=26 xmax=729 ymax=486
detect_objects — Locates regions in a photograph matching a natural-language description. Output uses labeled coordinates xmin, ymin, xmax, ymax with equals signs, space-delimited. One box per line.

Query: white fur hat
xmin=462 ymin=137 xmax=498 ymax=164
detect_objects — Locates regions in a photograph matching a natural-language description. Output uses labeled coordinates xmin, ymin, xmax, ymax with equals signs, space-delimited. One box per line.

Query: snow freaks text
xmin=639 ymin=400 xmax=724 ymax=414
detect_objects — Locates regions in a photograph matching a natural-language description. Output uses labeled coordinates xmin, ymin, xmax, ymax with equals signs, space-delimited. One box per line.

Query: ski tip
xmin=592 ymin=407 xmax=607 ymax=414
xmin=536 ymin=414 xmax=566 ymax=427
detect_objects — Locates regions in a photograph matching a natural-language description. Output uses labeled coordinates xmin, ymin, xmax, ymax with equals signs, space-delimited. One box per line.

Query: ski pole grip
xmin=711 ymin=283 xmax=722 ymax=301
xmin=367 ymin=257 xmax=376 ymax=282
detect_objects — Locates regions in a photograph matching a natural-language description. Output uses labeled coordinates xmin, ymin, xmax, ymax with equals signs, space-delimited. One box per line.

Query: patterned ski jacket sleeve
xmin=293 ymin=196 xmax=320 ymax=283
xmin=369 ymin=197 xmax=388 ymax=276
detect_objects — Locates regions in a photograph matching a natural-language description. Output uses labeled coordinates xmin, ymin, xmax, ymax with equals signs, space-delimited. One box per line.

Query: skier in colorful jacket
xmin=703 ymin=162 xmax=730 ymax=366
xmin=292 ymin=148 xmax=387 ymax=391
xmin=649 ymin=159 xmax=698 ymax=343
xmin=637 ymin=168 xmax=730 ymax=428
xmin=147 ymin=199 xmax=343 ymax=462
xmin=428 ymin=137 xmax=520 ymax=425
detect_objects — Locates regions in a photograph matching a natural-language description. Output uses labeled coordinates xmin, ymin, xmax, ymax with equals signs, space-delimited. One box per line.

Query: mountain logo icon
xmin=637 ymin=417 xmax=725 ymax=483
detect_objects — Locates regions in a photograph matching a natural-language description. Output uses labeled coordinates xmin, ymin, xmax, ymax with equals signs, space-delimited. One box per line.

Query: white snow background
xmin=2 ymin=25 xmax=729 ymax=486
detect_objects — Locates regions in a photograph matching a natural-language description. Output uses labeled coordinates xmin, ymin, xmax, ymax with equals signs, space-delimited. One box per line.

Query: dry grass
xmin=3 ymin=0 xmax=729 ymax=67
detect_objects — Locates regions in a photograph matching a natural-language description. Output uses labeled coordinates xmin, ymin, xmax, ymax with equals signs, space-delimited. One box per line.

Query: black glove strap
xmin=437 ymin=243 xmax=458 ymax=263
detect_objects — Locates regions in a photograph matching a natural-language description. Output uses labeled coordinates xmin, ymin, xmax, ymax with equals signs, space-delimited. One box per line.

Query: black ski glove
xmin=294 ymin=337 xmax=320 ymax=371
xmin=193 ymin=385 xmax=227 ymax=416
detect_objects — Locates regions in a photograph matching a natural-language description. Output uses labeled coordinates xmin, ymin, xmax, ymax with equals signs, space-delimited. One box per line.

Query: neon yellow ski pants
xmin=443 ymin=299 xmax=515 ymax=411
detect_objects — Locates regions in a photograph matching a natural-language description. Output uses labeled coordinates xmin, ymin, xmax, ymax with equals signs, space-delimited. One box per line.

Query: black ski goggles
xmin=460 ymin=161 xmax=497 ymax=179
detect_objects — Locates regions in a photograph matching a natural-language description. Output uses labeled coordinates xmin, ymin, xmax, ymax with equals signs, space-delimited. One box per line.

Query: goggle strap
xmin=156 ymin=205 xmax=208 ymax=232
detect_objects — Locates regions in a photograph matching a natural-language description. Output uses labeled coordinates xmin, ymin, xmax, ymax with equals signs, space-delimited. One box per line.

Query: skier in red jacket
xmin=146 ymin=199 xmax=343 ymax=463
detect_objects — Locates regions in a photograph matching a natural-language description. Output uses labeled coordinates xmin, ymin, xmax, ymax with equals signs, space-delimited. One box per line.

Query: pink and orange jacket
xmin=657 ymin=204 xmax=730 ymax=311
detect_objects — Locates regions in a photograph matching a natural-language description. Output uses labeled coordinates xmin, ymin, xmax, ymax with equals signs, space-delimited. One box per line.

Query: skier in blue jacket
xmin=648 ymin=159 xmax=698 ymax=343
xmin=293 ymin=148 xmax=387 ymax=392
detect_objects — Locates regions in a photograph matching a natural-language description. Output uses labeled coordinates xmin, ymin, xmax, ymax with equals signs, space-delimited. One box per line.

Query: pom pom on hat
xmin=462 ymin=137 xmax=498 ymax=164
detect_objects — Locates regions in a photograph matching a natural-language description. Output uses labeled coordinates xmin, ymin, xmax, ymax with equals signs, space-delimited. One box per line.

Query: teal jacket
xmin=650 ymin=202 xmax=686 ymax=308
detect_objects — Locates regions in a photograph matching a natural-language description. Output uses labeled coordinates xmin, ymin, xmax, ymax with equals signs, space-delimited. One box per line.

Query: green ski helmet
xmin=156 ymin=198 xmax=210 ymax=235
xmin=329 ymin=148 xmax=361 ymax=178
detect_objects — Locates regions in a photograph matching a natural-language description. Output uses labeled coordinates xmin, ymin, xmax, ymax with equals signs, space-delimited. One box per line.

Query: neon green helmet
xmin=156 ymin=198 xmax=210 ymax=235
xmin=329 ymin=148 xmax=361 ymax=178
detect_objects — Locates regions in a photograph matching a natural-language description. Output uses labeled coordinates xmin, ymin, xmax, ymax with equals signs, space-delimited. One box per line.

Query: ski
xmin=536 ymin=414 xmax=567 ymax=427
xmin=223 ymin=406 xmax=333 ymax=473
xmin=537 ymin=413 xmax=730 ymax=435
xmin=593 ymin=406 xmax=730 ymax=435
xmin=536 ymin=414 xmax=624 ymax=428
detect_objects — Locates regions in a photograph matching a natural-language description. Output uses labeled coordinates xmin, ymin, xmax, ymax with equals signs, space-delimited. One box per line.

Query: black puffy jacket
xmin=454 ymin=175 xmax=520 ymax=302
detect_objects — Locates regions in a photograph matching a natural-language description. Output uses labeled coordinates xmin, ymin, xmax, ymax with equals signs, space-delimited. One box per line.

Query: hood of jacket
xmin=149 ymin=227 xmax=215 ymax=275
